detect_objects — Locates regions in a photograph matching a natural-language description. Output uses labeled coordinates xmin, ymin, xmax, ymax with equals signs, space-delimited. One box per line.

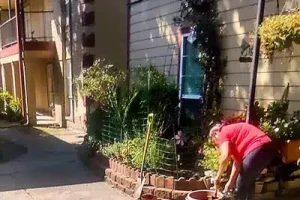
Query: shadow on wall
xmin=0 ymin=126 xmax=101 ymax=192
xmin=218 ymin=0 xmax=300 ymax=116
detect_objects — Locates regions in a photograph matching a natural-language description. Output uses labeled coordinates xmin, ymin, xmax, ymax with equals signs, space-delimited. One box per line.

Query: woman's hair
xmin=209 ymin=123 xmax=222 ymax=137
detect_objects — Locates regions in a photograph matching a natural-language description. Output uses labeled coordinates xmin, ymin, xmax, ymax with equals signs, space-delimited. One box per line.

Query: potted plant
xmin=270 ymin=111 xmax=300 ymax=163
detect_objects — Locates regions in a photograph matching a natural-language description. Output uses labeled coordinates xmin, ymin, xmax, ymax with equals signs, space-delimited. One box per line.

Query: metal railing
xmin=24 ymin=11 xmax=53 ymax=42
xmin=0 ymin=16 xmax=17 ymax=48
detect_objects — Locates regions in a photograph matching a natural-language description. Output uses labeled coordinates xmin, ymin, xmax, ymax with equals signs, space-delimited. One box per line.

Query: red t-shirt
xmin=216 ymin=122 xmax=271 ymax=163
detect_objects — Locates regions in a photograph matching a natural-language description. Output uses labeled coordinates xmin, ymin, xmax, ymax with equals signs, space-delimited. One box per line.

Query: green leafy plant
xmin=200 ymin=140 xmax=220 ymax=171
xmin=0 ymin=90 xmax=22 ymax=122
xmin=77 ymin=59 xmax=126 ymax=108
xmin=131 ymin=66 xmax=179 ymax=137
xmin=6 ymin=98 xmax=22 ymax=122
xmin=270 ymin=112 xmax=300 ymax=140
xmin=102 ymin=135 xmax=173 ymax=170
xmin=258 ymin=10 xmax=300 ymax=56
xmin=265 ymin=100 xmax=289 ymax=124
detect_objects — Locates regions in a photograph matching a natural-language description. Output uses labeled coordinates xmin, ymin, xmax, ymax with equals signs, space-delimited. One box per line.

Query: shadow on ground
xmin=0 ymin=139 xmax=27 ymax=163
xmin=0 ymin=126 xmax=103 ymax=193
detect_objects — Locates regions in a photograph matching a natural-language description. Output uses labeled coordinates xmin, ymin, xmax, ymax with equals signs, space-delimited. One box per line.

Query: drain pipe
xmin=68 ymin=0 xmax=75 ymax=123
xmin=15 ymin=0 xmax=29 ymax=125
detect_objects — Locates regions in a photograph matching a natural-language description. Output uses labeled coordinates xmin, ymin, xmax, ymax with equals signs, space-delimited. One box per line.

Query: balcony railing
xmin=0 ymin=16 xmax=17 ymax=48
xmin=24 ymin=11 xmax=53 ymax=42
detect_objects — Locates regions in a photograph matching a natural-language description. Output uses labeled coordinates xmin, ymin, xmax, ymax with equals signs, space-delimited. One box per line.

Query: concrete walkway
xmin=0 ymin=126 xmax=133 ymax=200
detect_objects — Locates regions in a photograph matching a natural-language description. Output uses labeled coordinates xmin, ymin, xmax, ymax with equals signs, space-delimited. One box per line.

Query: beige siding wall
xmin=220 ymin=0 xmax=300 ymax=116
xmin=129 ymin=0 xmax=181 ymax=80
xmin=130 ymin=0 xmax=300 ymax=116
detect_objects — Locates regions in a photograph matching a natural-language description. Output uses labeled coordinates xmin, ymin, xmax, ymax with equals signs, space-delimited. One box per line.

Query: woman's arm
xmin=216 ymin=141 xmax=230 ymax=181
xmin=227 ymin=161 xmax=241 ymax=188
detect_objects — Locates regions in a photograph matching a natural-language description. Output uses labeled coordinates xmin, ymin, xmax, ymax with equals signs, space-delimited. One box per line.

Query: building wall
xmin=129 ymin=0 xmax=181 ymax=81
xmin=33 ymin=59 xmax=50 ymax=112
xmin=94 ymin=0 xmax=128 ymax=69
xmin=129 ymin=0 xmax=300 ymax=116
xmin=219 ymin=0 xmax=300 ymax=116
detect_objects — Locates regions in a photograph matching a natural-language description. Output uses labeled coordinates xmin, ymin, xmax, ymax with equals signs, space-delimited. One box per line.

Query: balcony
xmin=24 ymin=11 xmax=53 ymax=42
xmin=0 ymin=16 xmax=17 ymax=49
xmin=0 ymin=10 xmax=54 ymax=59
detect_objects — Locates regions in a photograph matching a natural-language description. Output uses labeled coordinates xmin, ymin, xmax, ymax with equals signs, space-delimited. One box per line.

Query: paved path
xmin=0 ymin=126 xmax=133 ymax=200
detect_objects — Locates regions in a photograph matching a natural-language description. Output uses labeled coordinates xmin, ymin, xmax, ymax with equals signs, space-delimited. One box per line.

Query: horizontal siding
xmin=131 ymin=0 xmax=179 ymax=15
xmin=223 ymin=85 xmax=300 ymax=101
xmin=129 ymin=0 xmax=180 ymax=80
xmin=220 ymin=0 xmax=300 ymax=116
xmin=219 ymin=0 xmax=277 ymax=24
xmin=224 ymin=56 xmax=300 ymax=74
xmin=224 ymin=71 xmax=300 ymax=87
xmin=223 ymin=45 xmax=300 ymax=62
xmin=131 ymin=25 xmax=179 ymax=42
xmin=131 ymin=1 xmax=180 ymax=24
xmin=222 ymin=98 xmax=300 ymax=115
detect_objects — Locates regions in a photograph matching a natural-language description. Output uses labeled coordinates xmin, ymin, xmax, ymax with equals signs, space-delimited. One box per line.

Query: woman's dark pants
xmin=235 ymin=143 xmax=277 ymax=200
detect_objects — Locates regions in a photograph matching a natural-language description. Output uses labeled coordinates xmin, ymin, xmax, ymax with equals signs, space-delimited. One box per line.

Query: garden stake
xmin=173 ymin=124 xmax=179 ymax=179
xmin=134 ymin=113 xmax=154 ymax=199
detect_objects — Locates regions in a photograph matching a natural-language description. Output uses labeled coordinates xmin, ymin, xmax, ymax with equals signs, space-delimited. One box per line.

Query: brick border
xmin=89 ymin=152 xmax=211 ymax=200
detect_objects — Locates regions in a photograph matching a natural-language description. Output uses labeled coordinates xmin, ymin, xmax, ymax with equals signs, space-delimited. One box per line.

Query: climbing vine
xmin=174 ymin=0 xmax=226 ymax=131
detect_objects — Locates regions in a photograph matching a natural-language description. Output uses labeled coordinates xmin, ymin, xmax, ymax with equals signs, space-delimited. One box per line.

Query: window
xmin=179 ymin=33 xmax=203 ymax=100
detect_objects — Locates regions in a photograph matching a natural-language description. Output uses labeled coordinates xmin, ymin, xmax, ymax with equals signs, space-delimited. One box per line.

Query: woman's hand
xmin=223 ymin=181 xmax=234 ymax=193
xmin=214 ymin=177 xmax=221 ymax=189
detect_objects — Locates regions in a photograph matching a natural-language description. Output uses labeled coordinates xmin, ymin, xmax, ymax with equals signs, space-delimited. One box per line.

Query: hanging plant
xmin=174 ymin=0 xmax=226 ymax=131
xmin=258 ymin=10 xmax=300 ymax=57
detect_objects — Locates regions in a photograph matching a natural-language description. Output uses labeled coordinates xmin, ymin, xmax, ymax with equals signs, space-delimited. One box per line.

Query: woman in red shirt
xmin=210 ymin=122 xmax=276 ymax=200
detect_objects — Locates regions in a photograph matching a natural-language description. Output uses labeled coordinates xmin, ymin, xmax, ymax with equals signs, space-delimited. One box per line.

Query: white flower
xmin=175 ymin=131 xmax=185 ymax=146
xmin=274 ymin=128 xmax=280 ymax=133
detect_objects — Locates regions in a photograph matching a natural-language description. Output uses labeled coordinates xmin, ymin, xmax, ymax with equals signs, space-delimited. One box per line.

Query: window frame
xmin=179 ymin=33 xmax=202 ymax=100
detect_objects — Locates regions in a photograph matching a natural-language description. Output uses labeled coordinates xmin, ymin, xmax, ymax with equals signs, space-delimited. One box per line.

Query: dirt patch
xmin=0 ymin=139 xmax=27 ymax=163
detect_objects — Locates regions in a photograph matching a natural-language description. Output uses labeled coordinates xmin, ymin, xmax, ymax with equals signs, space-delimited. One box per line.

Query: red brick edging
xmin=99 ymin=155 xmax=212 ymax=200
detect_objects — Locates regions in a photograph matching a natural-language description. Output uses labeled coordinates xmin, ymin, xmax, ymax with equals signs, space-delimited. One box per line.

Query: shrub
xmin=199 ymin=140 xmax=220 ymax=171
xmin=265 ymin=100 xmax=289 ymax=124
xmin=131 ymin=66 xmax=179 ymax=137
xmin=0 ymin=90 xmax=22 ymax=122
xmin=6 ymin=98 xmax=22 ymax=122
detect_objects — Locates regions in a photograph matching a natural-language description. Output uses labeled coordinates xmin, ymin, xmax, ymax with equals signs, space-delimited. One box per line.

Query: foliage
xmin=6 ymin=98 xmax=22 ymax=122
xmin=174 ymin=0 xmax=226 ymax=134
xmin=258 ymin=10 xmax=300 ymax=56
xmin=221 ymin=100 xmax=264 ymax=126
xmin=102 ymin=135 xmax=174 ymax=170
xmin=79 ymin=59 xmax=140 ymax=138
xmin=265 ymin=100 xmax=289 ymax=124
xmin=131 ymin=66 xmax=179 ymax=137
xmin=84 ymin=135 xmax=101 ymax=158
xmin=199 ymin=139 xmax=220 ymax=171
xmin=269 ymin=112 xmax=300 ymax=140
xmin=77 ymin=59 xmax=126 ymax=108
xmin=0 ymin=89 xmax=22 ymax=122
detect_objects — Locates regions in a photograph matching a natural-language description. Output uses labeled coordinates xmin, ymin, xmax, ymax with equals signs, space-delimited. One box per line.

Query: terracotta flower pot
xmin=186 ymin=190 xmax=227 ymax=200
xmin=282 ymin=139 xmax=300 ymax=164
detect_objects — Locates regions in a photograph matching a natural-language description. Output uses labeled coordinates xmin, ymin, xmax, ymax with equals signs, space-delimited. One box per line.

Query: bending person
xmin=210 ymin=122 xmax=277 ymax=200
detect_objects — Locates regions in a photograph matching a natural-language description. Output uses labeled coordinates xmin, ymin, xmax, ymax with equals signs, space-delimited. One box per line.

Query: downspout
xmin=126 ymin=0 xmax=131 ymax=87
xmin=246 ymin=0 xmax=266 ymax=123
xmin=15 ymin=0 xmax=29 ymax=125
xmin=69 ymin=0 xmax=75 ymax=122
